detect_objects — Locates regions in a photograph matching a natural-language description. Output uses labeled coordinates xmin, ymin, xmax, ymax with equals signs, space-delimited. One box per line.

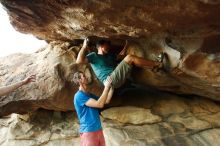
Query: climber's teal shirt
xmin=87 ymin=52 xmax=117 ymax=82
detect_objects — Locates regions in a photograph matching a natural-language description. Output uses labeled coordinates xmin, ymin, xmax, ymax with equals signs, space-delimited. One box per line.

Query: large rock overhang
xmin=1 ymin=0 xmax=220 ymax=41
xmin=0 ymin=0 xmax=220 ymax=116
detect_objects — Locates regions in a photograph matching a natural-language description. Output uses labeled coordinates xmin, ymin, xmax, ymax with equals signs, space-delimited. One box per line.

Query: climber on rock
xmin=0 ymin=75 xmax=36 ymax=96
xmin=73 ymin=71 xmax=112 ymax=146
xmin=76 ymin=38 xmax=166 ymax=103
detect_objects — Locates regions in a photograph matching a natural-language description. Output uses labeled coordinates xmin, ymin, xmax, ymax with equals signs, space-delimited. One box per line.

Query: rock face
xmin=0 ymin=42 xmax=102 ymax=116
xmin=0 ymin=38 xmax=220 ymax=116
xmin=0 ymin=0 xmax=220 ymax=145
xmin=0 ymin=0 xmax=219 ymax=103
xmin=0 ymin=89 xmax=220 ymax=146
xmin=1 ymin=0 xmax=220 ymax=41
xmin=101 ymin=106 xmax=162 ymax=124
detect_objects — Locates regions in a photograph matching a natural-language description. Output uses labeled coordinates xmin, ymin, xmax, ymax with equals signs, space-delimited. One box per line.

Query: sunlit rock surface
xmin=0 ymin=42 xmax=102 ymax=116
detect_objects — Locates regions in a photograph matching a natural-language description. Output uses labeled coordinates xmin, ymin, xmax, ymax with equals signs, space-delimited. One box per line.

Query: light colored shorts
xmin=80 ymin=130 xmax=105 ymax=146
xmin=110 ymin=60 xmax=132 ymax=88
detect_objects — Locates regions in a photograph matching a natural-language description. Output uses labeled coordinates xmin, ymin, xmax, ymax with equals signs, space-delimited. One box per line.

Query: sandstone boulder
xmin=101 ymin=106 xmax=162 ymax=124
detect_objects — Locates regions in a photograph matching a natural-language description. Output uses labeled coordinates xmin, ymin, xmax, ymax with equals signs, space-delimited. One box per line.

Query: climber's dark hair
xmin=96 ymin=40 xmax=111 ymax=49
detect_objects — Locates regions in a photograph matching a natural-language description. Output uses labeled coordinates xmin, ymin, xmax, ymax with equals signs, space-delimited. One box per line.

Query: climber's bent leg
xmin=109 ymin=60 xmax=132 ymax=88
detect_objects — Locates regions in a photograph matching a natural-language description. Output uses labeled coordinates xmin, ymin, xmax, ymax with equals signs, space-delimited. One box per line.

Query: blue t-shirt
xmin=87 ymin=52 xmax=117 ymax=82
xmin=74 ymin=90 xmax=102 ymax=133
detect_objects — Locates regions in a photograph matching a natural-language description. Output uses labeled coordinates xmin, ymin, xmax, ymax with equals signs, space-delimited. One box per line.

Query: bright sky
xmin=0 ymin=4 xmax=47 ymax=57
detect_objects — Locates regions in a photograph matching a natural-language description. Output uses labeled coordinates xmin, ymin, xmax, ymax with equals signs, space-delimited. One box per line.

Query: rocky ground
xmin=0 ymin=88 xmax=219 ymax=146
